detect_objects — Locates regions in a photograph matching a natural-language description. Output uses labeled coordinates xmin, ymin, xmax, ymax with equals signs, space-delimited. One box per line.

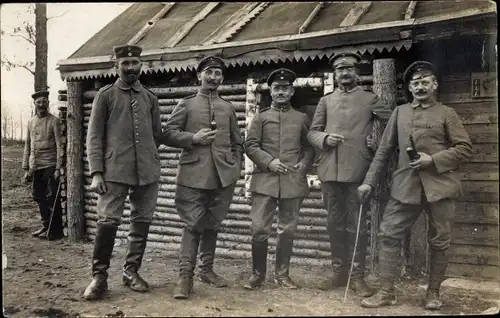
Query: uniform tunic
xmin=22 ymin=113 xmax=63 ymax=171
xmin=86 ymin=79 xmax=162 ymax=186
xmin=364 ymin=101 xmax=473 ymax=204
xmin=308 ymin=86 xmax=391 ymax=182
xmin=245 ymin=106 xmax=314 ymax=199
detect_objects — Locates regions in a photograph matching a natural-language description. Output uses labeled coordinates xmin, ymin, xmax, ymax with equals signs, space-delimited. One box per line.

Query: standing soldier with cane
xmin=244 ymin=69 xmax=314 ymax=290
xmin=308 ymin=52 xmax=391 ymax=296
xmin=163 ymin=56 xmax=243 ymax=300
xmin=22 ymin=90 xmax=64 ymax=241
xmin=358 ymin=61 xmax=472 ymax=309
xmin=83 ymin=45 xmax=162 ymax=300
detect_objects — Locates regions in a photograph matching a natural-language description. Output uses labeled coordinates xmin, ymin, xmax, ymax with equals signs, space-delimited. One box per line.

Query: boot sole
xmin=83 ymin=289 xmax=108 ymax=301
xmin=425 ymin=302 xmax=443 ymax=310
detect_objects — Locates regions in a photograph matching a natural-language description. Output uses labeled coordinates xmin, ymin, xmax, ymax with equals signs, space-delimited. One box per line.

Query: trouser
xmin=250 ymin=193 xmax=303 ymax=277
xmin=175 ymin=183 xmax=236 ymax=277
xmin=92 ymin=181 xmax=158 ymax=277
xmin=378 ymin=194 xmax=455 ymax=289
xmin=321 ymin=181 xmax=368 ymax=279
xmin=32 ymin=166 xmax=63 ymax=235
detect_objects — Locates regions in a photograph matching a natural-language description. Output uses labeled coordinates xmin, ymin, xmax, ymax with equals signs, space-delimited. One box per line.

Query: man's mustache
xmin=416 ymin=89 xmax=427 ymax=94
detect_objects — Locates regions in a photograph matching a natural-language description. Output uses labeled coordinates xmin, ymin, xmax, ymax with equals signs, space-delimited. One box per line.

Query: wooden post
xmin=244 ymin=78 xmax=257 ymax=200
xmin=66 ymin=81 xmax=85 ymax=242
xmin=370 ymin=58 xmax=397 ymax=276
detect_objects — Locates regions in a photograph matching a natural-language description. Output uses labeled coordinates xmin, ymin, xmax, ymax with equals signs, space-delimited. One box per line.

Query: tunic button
xmin=136 ymin=140 xmax=139 ymax=143
xmin=136 ymin=133 xmax=139 ymax=136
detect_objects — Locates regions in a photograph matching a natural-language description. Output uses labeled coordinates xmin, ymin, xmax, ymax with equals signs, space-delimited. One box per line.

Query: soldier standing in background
xmin=163 ymin=56 xmax=244 ymax=300
xmin=22 ymin=90 xmax=65 ymax=241
xmin=358 ymin=61 xmax=472 ymax=309
xmin=83 ymin=45 xmax=162 ymax=300
xmin=244 ymin=68 xmax=314 ymax=290
xmin=308 ymin=52 xmax=391 ymax=297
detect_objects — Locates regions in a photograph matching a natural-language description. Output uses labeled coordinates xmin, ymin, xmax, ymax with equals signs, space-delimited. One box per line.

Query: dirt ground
xmin=2 ymin=145 xmax=498 ymax=317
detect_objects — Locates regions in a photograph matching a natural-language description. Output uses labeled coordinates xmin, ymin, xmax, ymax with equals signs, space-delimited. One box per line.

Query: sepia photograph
xmin=1 ymin=1 xmax=498 ymax=317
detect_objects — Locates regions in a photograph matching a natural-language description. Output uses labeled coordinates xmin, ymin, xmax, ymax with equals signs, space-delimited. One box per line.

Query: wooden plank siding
xmin=438 ymin=72 xmax=498 ymax=280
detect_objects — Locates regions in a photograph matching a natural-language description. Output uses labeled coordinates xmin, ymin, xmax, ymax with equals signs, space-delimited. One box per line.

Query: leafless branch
xmin=47 ymin=10 xmax=69 ymax=21
xmin=1 ymin=57 xmax=35 ymax=76
xmin=1 ymin=30 xmax=36 ymax=45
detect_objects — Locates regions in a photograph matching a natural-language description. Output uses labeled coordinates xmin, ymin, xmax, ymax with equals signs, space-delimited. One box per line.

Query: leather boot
xmin=83 ymin=223 xmax=118 ymax=300
xmin=347 ymin=232 xmax=373 ymax=297
xmin=173 ymin=227 xmax=200 ymax=299
xmin=319 ymin=229 xmax=346 ymax=290
xmin=274 ymin=235 xmax=297 ymax=289
xmin=425 ymin=249 xmax=449 ymax=310
xmin=198 ymin=229 xmax=227 ymax=287
xmin=244 ymin=240 xmax=268 ymax=290
xmin=122 ymin=222 xmax=151 ymax=292
xmin=360 ymin=279 xmax=397 ymax=308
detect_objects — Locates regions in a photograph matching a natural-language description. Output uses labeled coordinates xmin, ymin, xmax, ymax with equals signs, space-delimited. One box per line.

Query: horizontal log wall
xmin=81 ymin=83 xmax=333 ymax=266
xmin=438 ymin=73 xmax=499 ymax=280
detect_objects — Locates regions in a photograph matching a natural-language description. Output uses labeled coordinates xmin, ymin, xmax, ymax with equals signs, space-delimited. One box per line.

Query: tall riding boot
xmin=361 ymin=240 xmax=399 ymax=308
xmin=173 ymin=227 xmax=200 ymax=299
xmin=347 ymin=232 xmax=373 ymax=297
xmin=274 ymin=234 xmax=297 ymax=289
xmin=244 ymin=240 xmax=268 ymax=290
xmin=198 ymin=229 xmax=227 ymax=287
xmin=122 ymin=222 xmax=151 ymax=292
xmin=425 ymin=249 xmax=449 ymax=310
xmin=319 ymin=229 xmax=347 ymax=290
xmin=83 ymin=223 xmax=118 ymax=300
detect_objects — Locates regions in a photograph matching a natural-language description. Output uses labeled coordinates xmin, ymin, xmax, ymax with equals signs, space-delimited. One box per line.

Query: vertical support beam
xmin=370 ymin=59 xmax=397 ymax=276
xmin=244 ymin=78 xmax=257 ymax=199
xmin=66 ymin=81 xmax=85 ymax=243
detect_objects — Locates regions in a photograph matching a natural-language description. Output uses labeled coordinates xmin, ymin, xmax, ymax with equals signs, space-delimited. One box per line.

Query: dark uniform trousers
xmin=378 ymin=186 xmax=454 ymax=287
xmin=251 ymin=193 xmax=303 ymax=277
xmin=96 ymin=181 xmax=159 ymax=273
xmin=32 ymin=166 xmax=63 ymax=236
xmin=175 ymin=182 xmax=236 ymax=277
xmin=321 ymin=181 xmax=367 ymax=278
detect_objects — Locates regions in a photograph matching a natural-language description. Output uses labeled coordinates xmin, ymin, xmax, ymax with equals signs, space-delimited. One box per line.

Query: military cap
xmin=266 ymin=68 xmax=297 ymax=86
xmin=403 ymin=61 xmax=436 ymax=83
xmin=196 ymin=55 xmax=226 ymax=73
xmin=329 ymin=52 xmax=361 ymax=68
xmin=113 ymin=45 xmax=142 ymax=59
xmin=31 ymin=90 xmax=49 ymax=100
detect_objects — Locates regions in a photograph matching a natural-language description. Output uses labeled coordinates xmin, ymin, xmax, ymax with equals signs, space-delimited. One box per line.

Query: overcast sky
xmin=1 ymin=3 xmax=132 ymax=139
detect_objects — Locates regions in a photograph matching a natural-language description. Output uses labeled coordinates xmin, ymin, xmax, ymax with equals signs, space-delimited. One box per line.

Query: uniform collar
xmin=271 ymin=102 xmax=291 ymax=111
xmin=197 ymin=88 xmax=219 ymax=99
xmin=336 ymin=85 xmax=359 ymax=93
xmin=115 ymin=78 xmax=142 ymax=92
xmin=411 ymin=99 xmax=437 ymax=109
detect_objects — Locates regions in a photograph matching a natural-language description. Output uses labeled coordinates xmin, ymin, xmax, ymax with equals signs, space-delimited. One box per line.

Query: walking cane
xmin=46 ymin=180 xmax=62 ymax=241
xmin=343 ymin=203 xmax=364 ymax=303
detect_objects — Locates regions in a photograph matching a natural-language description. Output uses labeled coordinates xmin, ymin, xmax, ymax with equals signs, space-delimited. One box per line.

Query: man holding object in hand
xmin=308 ymin=52 xmax=391 ymax=296
xmin=357 ymin=61 xmax=472 ymax=310
xmin=244 ymin=68 xmax=314 ymax=290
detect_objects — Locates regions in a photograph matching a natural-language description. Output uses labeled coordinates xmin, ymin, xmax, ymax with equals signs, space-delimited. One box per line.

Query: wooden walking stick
xmin=46 ymin=180 xmax=62 ymax=241
xmin=343 ymin=203 xmax=364 ymax=303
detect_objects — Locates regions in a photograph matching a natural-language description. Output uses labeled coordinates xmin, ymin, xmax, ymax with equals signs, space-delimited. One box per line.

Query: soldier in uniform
xmin=83 ymin=45 xmax=162 ymax=300
xmin=22 ymin=90 xmax=64 ymax=241
xmin=244 ymin=68 xmax=314 ymax=290
xmin=163 ymin=56 xmax=243 ymax=299
xmin=358 ymin=61 xmax=472 ymax=309
xmin=308 ymin=52 xmax=391 ymax=296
